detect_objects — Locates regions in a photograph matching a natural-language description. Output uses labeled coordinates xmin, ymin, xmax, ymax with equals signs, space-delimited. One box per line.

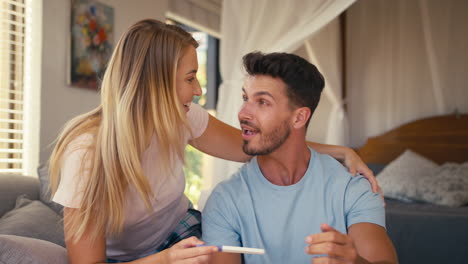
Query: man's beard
xmin=242 ymin=119 xmax=290 ymax=156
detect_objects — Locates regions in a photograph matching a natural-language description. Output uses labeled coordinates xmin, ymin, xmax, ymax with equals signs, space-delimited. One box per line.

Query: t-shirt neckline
xmin=251 ymin=147 xmax=316 ymax=191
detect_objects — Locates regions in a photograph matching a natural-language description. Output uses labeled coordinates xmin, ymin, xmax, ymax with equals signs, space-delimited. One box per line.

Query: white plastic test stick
xmin=219 ymin=245 xmax=265 ymax=255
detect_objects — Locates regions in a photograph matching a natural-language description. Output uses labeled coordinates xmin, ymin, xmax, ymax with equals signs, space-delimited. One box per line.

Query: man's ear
xmin=292 ymin=107 xmax=311 ymax=129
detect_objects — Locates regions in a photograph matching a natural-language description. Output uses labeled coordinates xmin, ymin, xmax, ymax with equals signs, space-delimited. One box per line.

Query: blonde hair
xmin=49 ymin=19 xmax=198 ymax=242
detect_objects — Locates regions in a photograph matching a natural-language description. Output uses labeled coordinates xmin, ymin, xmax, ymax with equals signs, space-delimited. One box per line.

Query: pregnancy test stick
xmin=198 ymin=245 xmax=265 ymax=254
xmin=220 ymin=246 xmax=265 ymax=254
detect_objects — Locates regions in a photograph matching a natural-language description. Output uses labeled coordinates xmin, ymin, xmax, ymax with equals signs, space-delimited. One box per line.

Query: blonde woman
xmin=49 ymin=19 xmax=378 ymax=264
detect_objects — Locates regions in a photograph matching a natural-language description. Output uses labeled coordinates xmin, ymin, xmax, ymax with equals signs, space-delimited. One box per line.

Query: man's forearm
xmin=357 ymin=254 xmax=398 ymax=264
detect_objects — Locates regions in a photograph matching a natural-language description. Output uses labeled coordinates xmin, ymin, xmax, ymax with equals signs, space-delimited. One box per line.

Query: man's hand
xmin=305 ymin=224 xmax=367 ymax=264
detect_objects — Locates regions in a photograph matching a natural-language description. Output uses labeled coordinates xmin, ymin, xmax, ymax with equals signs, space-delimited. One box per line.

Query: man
xmin=202 ymin=52 xmax=397 ymax=264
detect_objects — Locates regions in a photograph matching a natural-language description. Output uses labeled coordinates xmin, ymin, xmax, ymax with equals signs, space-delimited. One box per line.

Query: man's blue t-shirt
xmin=202 ymin=149 xmax=385 ymax=264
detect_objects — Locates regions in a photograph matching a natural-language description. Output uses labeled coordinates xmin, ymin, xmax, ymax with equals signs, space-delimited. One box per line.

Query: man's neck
xmin=257 ymin=140 xmax=311 ymax=186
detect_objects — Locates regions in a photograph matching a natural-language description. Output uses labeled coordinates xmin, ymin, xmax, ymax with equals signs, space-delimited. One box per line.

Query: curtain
xmin=199 ymin=0 xmax=356 ymax=208
xmin=346 ymin=0 xmax=468 ymax=148
xmin=304 ymin=18 xmax=349 ymax=146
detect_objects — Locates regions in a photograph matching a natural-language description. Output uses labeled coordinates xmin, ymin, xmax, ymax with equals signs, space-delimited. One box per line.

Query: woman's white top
xmin=53 ymin=104 xmax=209 ymax=261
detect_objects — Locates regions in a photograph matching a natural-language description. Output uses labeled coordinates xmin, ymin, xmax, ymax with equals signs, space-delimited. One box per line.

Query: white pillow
xmin=378 ymin=149 xmax=438 ymax=202
xmin=378 ymin=149 xmax=468 ymax=207
xmin=417 ymin=162 xmax=468 ymax=207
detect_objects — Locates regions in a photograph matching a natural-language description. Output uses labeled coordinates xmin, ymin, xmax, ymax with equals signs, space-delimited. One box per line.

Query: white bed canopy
xmin=200 ymin=0 xmax=356 ymax=207
xmin=171 ymin=0 xmax=468 ymax=208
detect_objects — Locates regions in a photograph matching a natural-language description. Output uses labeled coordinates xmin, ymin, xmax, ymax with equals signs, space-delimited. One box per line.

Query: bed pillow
xmin=378 ymin=149 xmax=468 ymax=207
xmin=377 ymin=149 xmax=439 ymax=203
xmin=0 ymin=235 xmax=68 ymax=264
xmin=416 ymin=162 xmax=468 ymax=207
xmin=0 ymin=195 xmax=65 ymax=247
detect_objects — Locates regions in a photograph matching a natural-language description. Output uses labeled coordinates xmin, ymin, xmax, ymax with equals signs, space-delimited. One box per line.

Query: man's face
xmin=238 ymin=75 xmax=294 ymax=156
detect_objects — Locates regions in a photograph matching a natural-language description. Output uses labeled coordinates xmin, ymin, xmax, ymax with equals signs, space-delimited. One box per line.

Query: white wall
xmin=40 ymin=0 xmax=169 ymax=164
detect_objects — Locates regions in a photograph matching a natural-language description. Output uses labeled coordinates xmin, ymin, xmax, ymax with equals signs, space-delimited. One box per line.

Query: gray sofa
xmin=0 ymin=172 xmax=68 ymax=264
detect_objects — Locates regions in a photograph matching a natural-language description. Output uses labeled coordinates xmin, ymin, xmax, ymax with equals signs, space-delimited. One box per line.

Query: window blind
xmin=0 ymin=0 xmax=25 ymax=173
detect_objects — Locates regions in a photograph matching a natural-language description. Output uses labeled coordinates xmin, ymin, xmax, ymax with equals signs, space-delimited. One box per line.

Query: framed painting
xmin=69 ymin=0 xmax=114 ymax=90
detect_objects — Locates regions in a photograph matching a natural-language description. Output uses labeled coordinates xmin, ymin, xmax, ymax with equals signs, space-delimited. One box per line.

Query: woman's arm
xmin=190 ymin=114 xmax=379 ymax=193
xmin=64 ymin=208 xmax=217 ymax=264
xmin=64 ymin=207 xmax=107 ymax=264
xmin=306 ymin=142 xmax=379 ymax=193
xmin=209 ymin=252 xmax=242 ymax=264
xmin=189 ymin=114 xmax=250 ymax=162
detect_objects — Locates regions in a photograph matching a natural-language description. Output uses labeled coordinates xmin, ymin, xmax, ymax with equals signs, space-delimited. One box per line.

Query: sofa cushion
xmin=37 ymin=164 xmax=64 ymax=215
xmin=0 ymin=195 xmax=65 ymax=247
xmin=0 ymin=175 xmax=39 ymax=218
xmin=0 ymin=234 xmax=68 ymax=264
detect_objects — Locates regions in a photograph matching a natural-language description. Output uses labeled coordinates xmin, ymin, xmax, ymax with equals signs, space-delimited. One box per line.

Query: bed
xmin=356 ymin=113 xmax=468 ymax=264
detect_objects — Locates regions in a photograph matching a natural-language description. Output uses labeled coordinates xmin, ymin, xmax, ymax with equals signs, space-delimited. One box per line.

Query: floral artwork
xmin=70 ymin=0 xmax=114 ymax=90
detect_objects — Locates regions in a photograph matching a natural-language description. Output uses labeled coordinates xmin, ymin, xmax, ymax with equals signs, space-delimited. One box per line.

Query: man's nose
xmin=238 ymin=103 xmax=253 ymax=120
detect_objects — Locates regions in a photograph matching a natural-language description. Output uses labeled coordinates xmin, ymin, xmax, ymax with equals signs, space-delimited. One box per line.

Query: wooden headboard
xmin=356 ymin=114 xmax=468 ymax=164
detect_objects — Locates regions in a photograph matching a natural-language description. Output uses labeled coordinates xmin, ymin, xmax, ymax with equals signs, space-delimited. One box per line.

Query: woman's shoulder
xmin=187 ymin=103 xmax=208 ymax=122
xmin=187 ymin=103 xmax=209 ymax=138
xmin=74 ymin=132 xmax=95 ymax=142
xmin=64 ymin=132 xmax=96 ymax=156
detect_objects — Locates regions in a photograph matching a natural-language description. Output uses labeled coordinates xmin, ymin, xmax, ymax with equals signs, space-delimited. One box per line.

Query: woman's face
xmin=176 ymin=45 xmax=202 ymax=112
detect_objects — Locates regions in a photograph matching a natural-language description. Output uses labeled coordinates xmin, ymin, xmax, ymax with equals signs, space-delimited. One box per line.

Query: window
xmin=186 ymin=31 xmax=220 ymax=207
xmin=0 ymin=0 xmax=26 ymax=173
xmin=0 ymin=0 xmax=40 ymax=175
xmin=191 ymin=31 xmax=220 ymax=110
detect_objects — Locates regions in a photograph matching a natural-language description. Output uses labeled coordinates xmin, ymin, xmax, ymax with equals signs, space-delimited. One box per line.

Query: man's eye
xmin=242 ymin=95 xmax=248 ymax=101
xmin=259 ymin=99 xmax=268 ymax=105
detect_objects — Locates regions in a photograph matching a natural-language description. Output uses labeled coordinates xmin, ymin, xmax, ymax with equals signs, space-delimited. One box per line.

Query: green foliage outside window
xmin=183 ymin=32 xmax=209 ymax=207
xmin=184 ymin=145 xmax=203 ymax=206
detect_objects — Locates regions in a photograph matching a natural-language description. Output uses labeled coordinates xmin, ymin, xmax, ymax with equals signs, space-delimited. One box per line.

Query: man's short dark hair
xmin=242 ymin=52 xmax=325 ymax=127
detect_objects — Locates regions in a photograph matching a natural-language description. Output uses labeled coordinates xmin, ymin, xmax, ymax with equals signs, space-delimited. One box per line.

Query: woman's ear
xmin=293 ymin=107 xmax=311 ymax=129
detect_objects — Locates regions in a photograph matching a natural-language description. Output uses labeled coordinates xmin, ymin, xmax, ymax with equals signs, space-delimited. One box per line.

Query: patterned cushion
xmin=378 ymin=149 xmax=468 ymax=207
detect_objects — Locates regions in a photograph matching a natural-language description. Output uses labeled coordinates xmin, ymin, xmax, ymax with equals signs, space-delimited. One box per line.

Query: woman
xmin=49 ymin=19 xmax=377 ymax=264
